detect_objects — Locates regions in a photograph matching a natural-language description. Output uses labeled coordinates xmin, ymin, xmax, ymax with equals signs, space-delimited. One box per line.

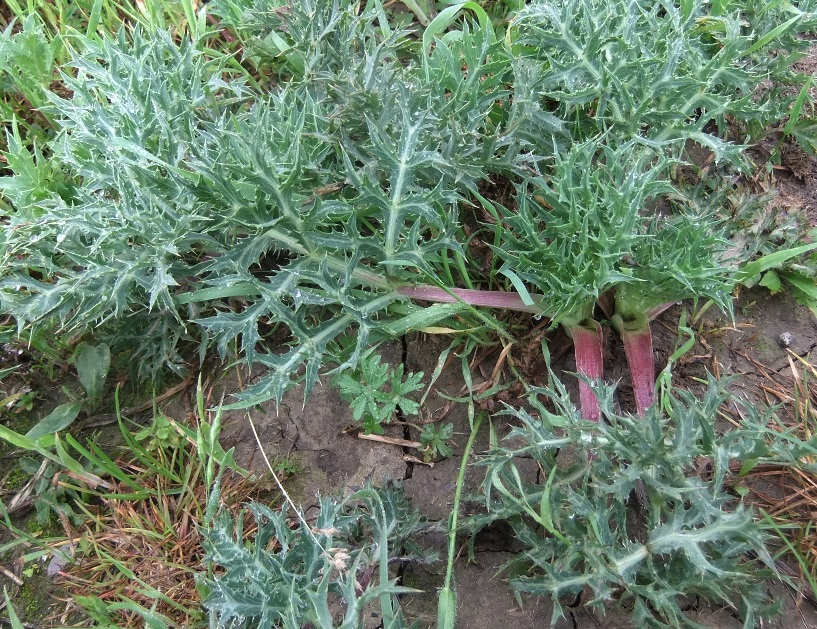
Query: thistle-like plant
xmin=0 ymin=14 xmax=62 ymax=150
xmin=200 ymin=483 xmax=433 ymax=628
xmin=476 ymin=0 xmax=817 ymax=418
xmin=466 ymin=374 xmax=816 ymax=627
xmin=0 ymin=6 xmax=514 ymax=397
xmin=508 ymin=0 xmax=817 ymax=155
xmin=488 ymin=139 xmax=732 ymax=419
xmin=2 ymin=0 xmax=816 ymax=416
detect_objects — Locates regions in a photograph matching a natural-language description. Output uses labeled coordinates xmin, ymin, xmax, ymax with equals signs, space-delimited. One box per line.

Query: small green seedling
xmin=420 ymin=422 xmax=454 ymax=462
xmin=333 ymin=351 xmax=424 ymax=435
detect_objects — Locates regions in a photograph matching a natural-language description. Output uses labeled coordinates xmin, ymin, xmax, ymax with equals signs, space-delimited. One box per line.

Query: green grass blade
xmin=438 ymin=412 xmax=483 ymax=629
xmin=423 ymin=1 xmax=491 ymax=55
xmin=2 ymin=589 xmax=25 ymax=629
xmin=736 ymin=242 xmax=817 ymax=285
xmin=783 ymin=76 xmax=813 ymax=137
xmin=746 ymin=15 xmax=801 ymax=54
xmin=86 ymin=0 xmax=102 ymax=37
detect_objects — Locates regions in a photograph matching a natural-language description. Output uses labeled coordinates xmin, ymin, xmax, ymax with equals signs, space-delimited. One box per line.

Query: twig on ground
xmin=357 ymin=433 xmax=423 ymax=449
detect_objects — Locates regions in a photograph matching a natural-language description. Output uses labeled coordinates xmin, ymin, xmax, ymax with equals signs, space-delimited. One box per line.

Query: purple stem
xmin=398 ymin=283 xmax=672 ymax=419
xmin=612 ymin=315 xmax=655 ymax=416
xmin=566 ymin=321 xmax=604 ymax=423
xmin=396 ymin=285 xmax=547 ymax=314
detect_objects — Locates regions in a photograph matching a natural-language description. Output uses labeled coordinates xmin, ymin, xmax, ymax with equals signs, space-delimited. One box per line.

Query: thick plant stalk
xmin=397 ymin=285 xmax=546 ymax=314
xmin=612 ymin=314 xmax=654 ymax=416
xmin=566 ymin=321 xmax=604 ymax=423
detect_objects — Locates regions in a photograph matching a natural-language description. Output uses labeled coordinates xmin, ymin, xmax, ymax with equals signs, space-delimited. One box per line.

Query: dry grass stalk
xmin=728 ymin=349 xmax=817 ymax=595
xmin=53 ymin=447 xmax=271 ymax=627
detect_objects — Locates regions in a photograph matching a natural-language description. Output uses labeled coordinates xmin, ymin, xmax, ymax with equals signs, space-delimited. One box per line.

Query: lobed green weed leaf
xmin=419 ymin=422 xmax=454 ymax=461
xmin=333 ymin=351 xmax=424 ymax=433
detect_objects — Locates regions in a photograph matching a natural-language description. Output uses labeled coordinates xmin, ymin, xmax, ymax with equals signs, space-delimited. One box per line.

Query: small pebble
xmin=779 ymin=332 xmax=793 ymax=348
xmin=47 ymin=544 xmax=73 ymax=576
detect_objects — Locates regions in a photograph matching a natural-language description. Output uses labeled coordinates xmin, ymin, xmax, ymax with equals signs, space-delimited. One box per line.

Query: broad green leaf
xmin=538 ymin=464 xmax=560 ymax=536
xmin=25 ymin=401 xmax=83 ymax=439
xmin=86 ymin=0 xmax=103 ymax=37
xmin=75 ymin=342 xmax=110 ymax=406
xmin=759 ymin=270 xmax=783 ymax=293
xmin=781 ymin=270 xmax=817 ymax=300
xmin=736 ymin=242 xmax=817 ymax=285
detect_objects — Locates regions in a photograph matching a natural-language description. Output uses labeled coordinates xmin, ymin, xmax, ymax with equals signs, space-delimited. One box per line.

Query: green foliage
xmin=333 ymin=351 xmax=424 ymax=434
xmin=509 ymin=0 xmax=816 ymax=152
xmin=419 ymin=422 xmax=454 ymax=462
xmin=15 ymin=455 xmax=89 ymax=525
xmin=134 ymin=412 xmax=182 ymax=452
xmin=12 ymin=340 xmax=111 ymax=441
xmin=201 ymin=483 xmax=433 ymax=628
xmin=0 ymin=15 xmax=60 ymax=109
xmin=72 ymin=595 xmax=177 ymax=629
xmin=0 ymin=5 xmax=517 ymax=401
xmin=1 ymin=0 xmax=815 ymax=405
xmin=1 ymin=382 xmax=250 ymax=626
xmin=2 ymin=588 xmax=25 ymax=629
xmin=737 ymin=240 xmax=817 ymax=317
xmin=466 ymin=375 xmax=817 ymax=627
xmin=0 ymin=1 xmax=816 ymax=625
xmin=74 ymin=341 xmax=111 ymax=411
xmin=780 ymin=267 xmax=817 ymax=318
xmin=438 ymin=413 xmax=483 ymax=629
xmin=0 ymin=14 xmax=62 ymax=150
xmin=24 ymin=401 xmax=83 ymax=440
xmin=493 ymin=140 xmax=727 ymax=324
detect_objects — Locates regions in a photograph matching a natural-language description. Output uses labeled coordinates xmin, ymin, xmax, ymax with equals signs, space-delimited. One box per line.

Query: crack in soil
xmin=399 ymin=334 xmax=415 ymax=481
xmin=772 ymin=340 xmax=817 ymax=374
xmin=285 ymin=415 xmax=300 ymax=453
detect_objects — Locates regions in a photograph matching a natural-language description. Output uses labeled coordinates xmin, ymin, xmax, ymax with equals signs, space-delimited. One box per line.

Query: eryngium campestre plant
xmin=466 ymin=375 xmax=816 ymax=627
xmin=0 ymin=11 xmax=519 ymax=396
xmin=200 ymin=484 xmax=433 ymax=628
xmin=2 ymin=0 xmax=816 ymax=410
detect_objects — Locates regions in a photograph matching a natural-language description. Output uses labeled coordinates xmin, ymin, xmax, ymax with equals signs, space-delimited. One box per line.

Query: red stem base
xmin=567 ymin=321 xmax=604 ymax=423
xmin=613 ymin=316 xmax=655 ymax=416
